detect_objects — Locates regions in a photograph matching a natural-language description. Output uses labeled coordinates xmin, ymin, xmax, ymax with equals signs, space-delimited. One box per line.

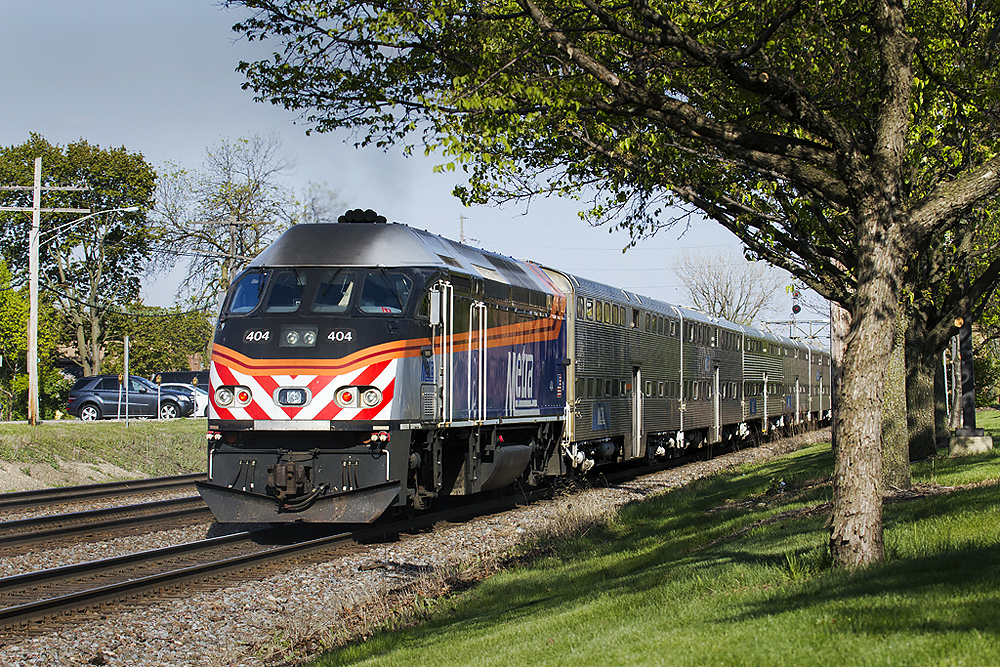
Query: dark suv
xmin=67 ymin=375 xmax=196 ymax=421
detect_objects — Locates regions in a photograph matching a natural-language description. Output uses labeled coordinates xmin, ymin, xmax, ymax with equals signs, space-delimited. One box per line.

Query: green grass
xmin=310 ymin=439 xmax=1000 ymax=667
xmin=0 ymin=418 xmax=207 ymax=478
xmin=976 ymin=409 xmax=1000 ymax=438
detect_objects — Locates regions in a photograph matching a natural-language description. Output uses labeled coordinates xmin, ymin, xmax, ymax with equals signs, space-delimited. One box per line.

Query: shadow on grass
xmin=728 ymin=542 xmax=1000 ymax=636
xmin=317 ymin=443 xmax=1000 ymax=665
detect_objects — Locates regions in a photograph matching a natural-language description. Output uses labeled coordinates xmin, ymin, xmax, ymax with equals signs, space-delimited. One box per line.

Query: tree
xmin=0 ymin=261 xmax=28 ymax=420
xmin=0 ymin=134 xmax=157 ymax=377
xmin=227 ymin=0 xmax=1000 ymax=568
xmin=0 ymin=260 xmax=72 ymax=419
xmin=102 ymin=306 xmax=216 ymax=378
xmin=900 ymin=205 xmax=1000 ymax=459
xmin=152 ymin=135 xmax=302 ymax=309
xmin=673 ymin=247 xmax=784 ymax=325
xmin=298 ymin=181 xmax=344 ymax=225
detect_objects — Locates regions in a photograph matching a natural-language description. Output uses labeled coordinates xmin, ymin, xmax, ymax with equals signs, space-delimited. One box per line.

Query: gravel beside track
xmin=0 ymin=431 xmax=828 ymax=667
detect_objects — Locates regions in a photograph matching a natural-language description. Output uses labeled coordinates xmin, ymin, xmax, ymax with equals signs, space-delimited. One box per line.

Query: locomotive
xmin=196 ymin=209 xmax=831 ymax=524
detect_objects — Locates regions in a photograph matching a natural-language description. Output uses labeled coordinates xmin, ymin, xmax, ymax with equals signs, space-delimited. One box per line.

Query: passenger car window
xmin=312 ymin=270 xmax=356 ymax=313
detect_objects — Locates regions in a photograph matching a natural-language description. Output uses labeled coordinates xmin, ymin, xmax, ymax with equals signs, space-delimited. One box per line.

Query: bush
xmin=974 ymin=354 xmax=1000 ymax=407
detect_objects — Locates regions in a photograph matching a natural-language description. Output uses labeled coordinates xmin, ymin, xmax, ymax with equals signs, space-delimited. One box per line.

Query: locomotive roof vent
xmin=339 ymin=208 xmax=387 ymax=224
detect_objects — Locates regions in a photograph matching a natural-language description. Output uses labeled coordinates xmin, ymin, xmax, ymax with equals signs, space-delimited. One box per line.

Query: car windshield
xmin=131 ymin=377 xmax=156 ymax=392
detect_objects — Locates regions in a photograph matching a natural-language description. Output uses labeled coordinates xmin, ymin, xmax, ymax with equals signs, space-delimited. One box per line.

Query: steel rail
xmin=0 ymin=473 xmax=205 ymax=511
xmin=0 ymin=527 xmax=348 ymax=631
xmin=2 ymin=537 xmax=354 ymax=630
xmin=0 ymin=496 xmax=210 ymax=551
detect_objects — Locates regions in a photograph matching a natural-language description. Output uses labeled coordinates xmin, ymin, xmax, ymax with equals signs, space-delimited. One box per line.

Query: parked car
xmin=67 ymin=375 xmax=196 ymax=421
xmin=153 ymin=371 xmax=209 ymax=387
xmin=159 ymin=382 xmax=209 ymax=417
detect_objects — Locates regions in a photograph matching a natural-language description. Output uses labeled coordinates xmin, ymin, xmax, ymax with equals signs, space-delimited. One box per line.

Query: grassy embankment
xmin=0 ymin=418 xmax=206 ymax=480
xmin=311 ymin=414 xmax=1000 ymax=667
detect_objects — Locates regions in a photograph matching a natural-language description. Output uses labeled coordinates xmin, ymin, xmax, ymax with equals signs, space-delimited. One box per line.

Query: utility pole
xmin=1 ymin=158 xmax=89 ymax=425
xmin=191 ymin=213 xmax=270 ymax=296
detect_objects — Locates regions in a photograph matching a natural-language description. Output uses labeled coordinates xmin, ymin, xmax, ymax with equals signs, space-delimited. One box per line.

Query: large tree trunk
xmin=75 ymin=320 xmax=93 ymax=377
xmin=829 ymin=216 xmax=903 ymax=568
xmin=830 ymin=303 xmax=850 ymax=461
xmin=905 ymin=315 xmax=939 ymax=460
xmin=882 ymin=310 xmax=910 ymax=488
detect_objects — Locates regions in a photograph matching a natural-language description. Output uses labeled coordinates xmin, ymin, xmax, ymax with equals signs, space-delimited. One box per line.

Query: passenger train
xmin=196 ymin=209 xmax=831 ymax=523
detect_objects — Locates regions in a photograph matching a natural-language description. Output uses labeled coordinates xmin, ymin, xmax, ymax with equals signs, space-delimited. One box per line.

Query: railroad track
xmin=0 ymin=496 xmax=211 ymax=556
xmin=0 ymin=430 xmax=816 ymax=635
xmin=0 ymin=473 xmax=205 ymax=512
xmin=0 ymin=483 xmax=555 ymax=634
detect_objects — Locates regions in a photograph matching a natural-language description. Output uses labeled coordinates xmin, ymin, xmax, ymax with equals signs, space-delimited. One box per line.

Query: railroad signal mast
xmin=761 ymin=285 xmax=831 ymax=344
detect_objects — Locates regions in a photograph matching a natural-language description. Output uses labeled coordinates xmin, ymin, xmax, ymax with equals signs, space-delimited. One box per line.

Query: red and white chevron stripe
xmin=209 ymin=358 xmax=397 ymax=422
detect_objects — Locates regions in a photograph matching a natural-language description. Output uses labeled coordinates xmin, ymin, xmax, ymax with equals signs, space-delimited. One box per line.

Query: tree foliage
xmin=226 ymin=0 xmax=1000 ymax=568
xmin=102 ymin=307 xmax=216 ymax=378
xmin=0 ymin=260 xmax=71 ymax=420
xmin=0 ymin=134 xmax=157 ymax=377
xmin=151 ymin=135 xmax=337 ymax=308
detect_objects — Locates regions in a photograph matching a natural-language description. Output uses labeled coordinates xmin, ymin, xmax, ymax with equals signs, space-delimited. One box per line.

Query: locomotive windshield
xmin=312 ymin=270 xmax=355 ymax=313
xmin=358 ymin=271 xmax=412 ymax=313
xmin=222 ymin=267 xmax=421 ymax=317
xmin=263 ymin=270 xmax=306 ymax=313
xmin=227 ymin=269 xmax=269 ymax=314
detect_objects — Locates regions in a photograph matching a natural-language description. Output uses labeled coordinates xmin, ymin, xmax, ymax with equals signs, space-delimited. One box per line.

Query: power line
xmin=41 ymin=283 xmax=213 ymax=319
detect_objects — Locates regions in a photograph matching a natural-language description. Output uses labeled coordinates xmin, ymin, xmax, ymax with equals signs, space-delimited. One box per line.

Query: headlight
xmin=276 ymin=387 xmax=310 ymax=406
xmin=216 ymin=385 xmax=252 ymax=408
xmin=280 ymin=325 xmax=318 ymax=347
xmin=215 ymin=387 xmax=234 ymax=406
xmin=361 ymin=388 xmax=382 ymax=408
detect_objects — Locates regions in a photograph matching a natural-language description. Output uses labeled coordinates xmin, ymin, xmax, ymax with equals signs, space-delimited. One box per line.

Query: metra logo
xmin=506 ymin=351 xmax=537 ymax=411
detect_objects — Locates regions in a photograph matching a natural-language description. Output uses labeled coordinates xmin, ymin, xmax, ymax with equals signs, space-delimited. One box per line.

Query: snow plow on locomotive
xmin=197 ymin=209 xmax=831 ymax=524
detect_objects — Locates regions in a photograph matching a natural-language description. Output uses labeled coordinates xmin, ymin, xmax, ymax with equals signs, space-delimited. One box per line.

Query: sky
xmin=0 ymin=1 xmax=807 ymax=323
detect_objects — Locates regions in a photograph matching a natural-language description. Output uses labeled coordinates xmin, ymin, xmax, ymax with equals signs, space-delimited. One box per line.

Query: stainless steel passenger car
xmin=547 ymin=272 xmax=832 ymax=470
